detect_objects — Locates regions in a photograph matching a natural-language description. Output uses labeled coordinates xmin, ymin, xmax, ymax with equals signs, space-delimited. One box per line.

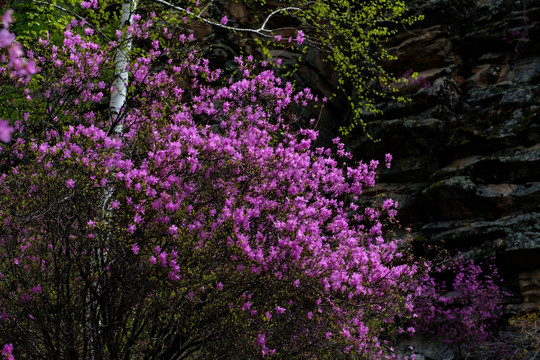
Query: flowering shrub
xmin=0 ymin=6 xmax=418 ymax=359
xmin=413 ymin=255 xmax=504 ymax=356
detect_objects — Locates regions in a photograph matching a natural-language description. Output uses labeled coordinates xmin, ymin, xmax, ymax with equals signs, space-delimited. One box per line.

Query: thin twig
xmin=153 ymin=0 xmax=302 ymax=38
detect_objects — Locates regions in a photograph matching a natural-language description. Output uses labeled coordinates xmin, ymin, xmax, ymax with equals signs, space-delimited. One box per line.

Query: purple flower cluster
xmin=413 ymin=256 xmax=504 ymax=351
xmin=1 ymin=344 xmax=13 ymax=360
xmin=0 ymin=10 xmax=38 ymax=144
xmin=0 ymin=10 xmax=37 ymax=81
xmin=1 ymin=344 xmax=15 ymax=360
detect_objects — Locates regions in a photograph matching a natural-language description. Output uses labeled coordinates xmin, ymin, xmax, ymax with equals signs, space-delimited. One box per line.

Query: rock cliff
xmin=339 ymin=0 xmax=540 ymax=357
xmin=345 ymin=0 xmax=540 ymax=315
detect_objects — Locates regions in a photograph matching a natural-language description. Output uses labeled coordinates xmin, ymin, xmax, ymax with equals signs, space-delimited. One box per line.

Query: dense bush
xmin=0 ymin=6 xmax=419 ymax=359
xmin=0 ymin=3 xmax=506 ymax=359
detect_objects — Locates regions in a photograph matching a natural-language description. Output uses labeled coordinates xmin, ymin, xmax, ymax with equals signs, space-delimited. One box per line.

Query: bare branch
xmin=152 ymin=0 xmax=302 ymax=38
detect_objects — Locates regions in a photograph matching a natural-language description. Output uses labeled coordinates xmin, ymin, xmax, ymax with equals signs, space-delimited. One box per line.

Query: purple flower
xmin=158 ymin=252 xmax=167 ymax=266
xmin=0 ymin=120 xmax=14 ymax=143
xmin=66 ymin=179 xmax=75 ymax=188
xmin=295 ymin=30 xmax=305 ymax=45
xmin=385 ymin=153 xmax=392 ymax=168
xmin=0 ymin=29 xmax=15 ymax=48
xmin=255 ymin=333 xmax=266 ymax=346
xmin=2 ymin=9 xmax=13 ymax=28
xmin=168 ymin=225 xmax=178 ymax=235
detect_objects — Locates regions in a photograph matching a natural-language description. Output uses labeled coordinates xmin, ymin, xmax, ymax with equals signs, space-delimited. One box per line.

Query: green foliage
xmin=217 ymin=0 xmax=423 ymax=136
xmin=8 ymin=0 xmax=123 ymax=48
xmin=9 ymin=0 xmax=79 ymax=46
xmin=292 ymin=0 xmax=423 ymax=135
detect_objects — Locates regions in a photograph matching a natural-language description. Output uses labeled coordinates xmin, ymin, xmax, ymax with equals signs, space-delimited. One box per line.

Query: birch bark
xmin=86 ymin=2 xmax=137 ymax=359
xmin=109 ymin=0 xmax=138 ymax=132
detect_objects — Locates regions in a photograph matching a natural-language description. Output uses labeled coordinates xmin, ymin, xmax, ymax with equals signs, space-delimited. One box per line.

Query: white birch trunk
xmin=109 ymin=0 xmax=138 ymax=131
xmin=86 ymin=2 xmax=138 ymax=359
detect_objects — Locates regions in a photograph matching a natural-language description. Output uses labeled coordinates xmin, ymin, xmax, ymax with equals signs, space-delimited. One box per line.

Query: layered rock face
xmin=346 ymin=0 xmax=540 ymax=311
